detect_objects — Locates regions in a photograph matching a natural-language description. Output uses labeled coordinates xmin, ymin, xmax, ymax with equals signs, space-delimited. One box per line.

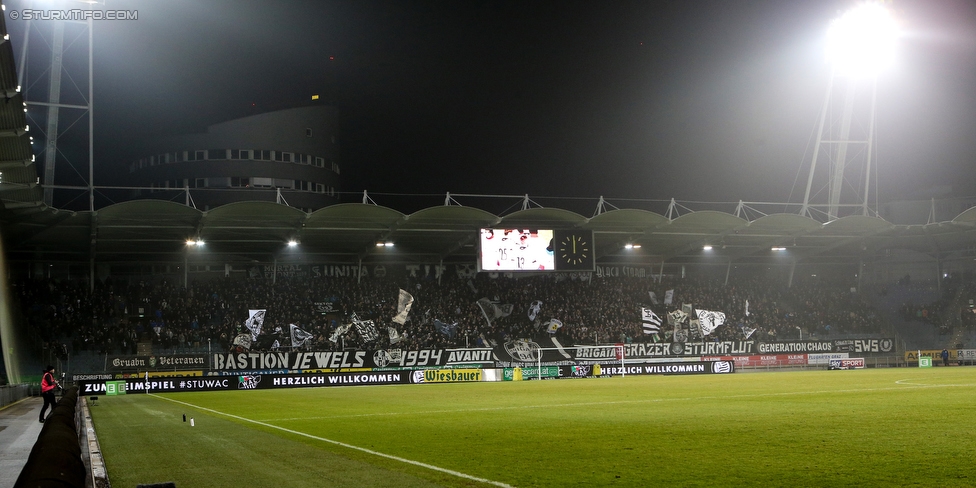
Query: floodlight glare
xmin=287 ymin=240 xmax=298 ymax=247
xmin=703 ymin=245 xmax=713 ymax=251
xmin=771 ymin=247 xmax=787 ymax=251
xmin=826 ymin=3 xmax=898 ymax=76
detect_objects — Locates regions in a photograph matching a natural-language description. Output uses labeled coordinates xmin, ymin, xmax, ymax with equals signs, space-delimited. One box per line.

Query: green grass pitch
xmin=89 ymin=368 xmax=976 ymax=487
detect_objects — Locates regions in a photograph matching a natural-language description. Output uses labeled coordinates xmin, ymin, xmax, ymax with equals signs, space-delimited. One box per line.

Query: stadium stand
xmin=14 ymin=273 xmax=893 ymax=357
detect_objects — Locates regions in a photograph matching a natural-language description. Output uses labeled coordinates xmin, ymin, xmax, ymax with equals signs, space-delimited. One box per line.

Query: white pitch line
xmin=894 ymin=379 xmax=976 ymax=387
xmin=148 ymin=394 xmax=515 ymax=488
xmin=259 ymin=381 xmax=976 ymax=422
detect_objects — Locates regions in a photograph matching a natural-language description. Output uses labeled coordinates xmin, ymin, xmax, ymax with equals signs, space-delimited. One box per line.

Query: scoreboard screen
xmin=477 ymin=229 xmax=595 ymax=272
xmin=478 ymin=229 xmax=555 ymax=271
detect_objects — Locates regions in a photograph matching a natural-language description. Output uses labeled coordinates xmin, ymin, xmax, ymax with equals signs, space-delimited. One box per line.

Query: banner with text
xmin=211 ymin=348 xmax=495 ymax=371
xmin=104 ymin=354 xmax=208 ymax=372
xmin=595 ymin=361 xmax=735 ymax=376
xmin=79 ymin=371 xmax=410 ymax=395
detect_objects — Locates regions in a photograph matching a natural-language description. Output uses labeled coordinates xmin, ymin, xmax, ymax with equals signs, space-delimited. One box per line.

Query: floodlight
xmin=826 ymin=3 xmax=898 ymax=76
xmin=287 ymin=240 xmax=298 ymax=247
xmin=771 ymin=247 xmax=787 ymax=251
xmin=703 ymin=245 xmax=713 ymax=251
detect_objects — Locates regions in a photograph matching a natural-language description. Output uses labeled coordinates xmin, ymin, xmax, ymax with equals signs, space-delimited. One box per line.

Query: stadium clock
xmin=554 ymin=230 xmax=594 ymax=271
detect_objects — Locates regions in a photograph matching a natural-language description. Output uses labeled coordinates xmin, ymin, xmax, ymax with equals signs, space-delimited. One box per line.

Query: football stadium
xmin=2 ymin=2 xmax=976 ymax=487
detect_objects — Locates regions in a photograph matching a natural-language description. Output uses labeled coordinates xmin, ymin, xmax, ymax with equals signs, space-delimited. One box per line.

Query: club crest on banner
xmin=504 ymin=339 xmax=541 ymax=362
xmin=238 ymin=375 xmax=261 ymax=389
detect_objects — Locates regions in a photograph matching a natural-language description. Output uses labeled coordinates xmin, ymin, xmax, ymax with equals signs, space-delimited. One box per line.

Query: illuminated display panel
xmin=478 ymin=229 xmax=555 ymax=271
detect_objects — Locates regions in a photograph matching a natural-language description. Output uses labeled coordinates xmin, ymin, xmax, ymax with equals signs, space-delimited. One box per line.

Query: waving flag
xmin=477 ymin=298 xmax=513 ymax=320
xmin=641 ymin=308 xmax=663 ymax=335
xmin=289 ymin=324 xmax=313 ymax=348
xmin=232 ymin=333 xmax=252 ymax=350
xmin=695 ymin=310 xmax=727 ymax=336
xmin=388 ymin=327 xmax=406 ymax=345
xmin=392 ymin=289 xmax=414 ymax=325
xmin=245 ymin=309 xmax=266 ymax=341
xmin=668 ymin=309 xmax=688 ymax=326
xmin=434 ymin=319 xmax=458 ymax=338
xmin=528 ymin=300 xmax=543 ymax=321
xmin=740 ymin=324 xmax=757 ymax=339
xmin=353 ymin=318 xmax=380 ymax=342
xmin=546 ymin=318 xmax=563 ymax=334
xmin=328 ymin=323 xmax=351 ymax=343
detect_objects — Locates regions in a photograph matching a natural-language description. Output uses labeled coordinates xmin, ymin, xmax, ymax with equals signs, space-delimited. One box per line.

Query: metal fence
xmin=0 ymin=384 xmax=30 ymax=408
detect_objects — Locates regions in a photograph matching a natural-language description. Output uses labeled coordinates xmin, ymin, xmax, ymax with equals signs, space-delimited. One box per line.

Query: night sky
xmin=7 ymin=0 xmax=976 ymax=213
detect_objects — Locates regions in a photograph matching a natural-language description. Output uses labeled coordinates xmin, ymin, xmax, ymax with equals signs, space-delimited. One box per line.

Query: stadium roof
xmin=2 ymin=198 xmax=975 ymax=268
xmin=0 ymin=5 xmax=973 ymax=271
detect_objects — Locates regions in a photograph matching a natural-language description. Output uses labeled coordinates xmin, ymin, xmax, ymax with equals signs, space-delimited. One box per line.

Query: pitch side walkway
xmin=0 ymin=396 xmax=43 ymax=488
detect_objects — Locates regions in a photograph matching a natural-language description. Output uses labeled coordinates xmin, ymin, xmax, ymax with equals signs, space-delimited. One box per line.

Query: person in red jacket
xmin=39 ymin=365 xmax=59 ymax=423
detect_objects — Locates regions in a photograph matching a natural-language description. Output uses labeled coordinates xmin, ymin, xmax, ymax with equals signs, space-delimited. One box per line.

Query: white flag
xmin=667 ymin=309 xmax=688 ymax=326
xmin=546 ymin=318 xmax=563 ymax=334
xmin=393 ymin=289 xmax=414 ymax=325
xmin=664 ymin=289 xmax=674 ymax=305
xmin=744 ymin=299 xmax=750 ymax=317
xmin=289 ymin=324 xmax=313 ymax=348
xmin=695 ymin=309 xmax=726 ymax=336
xmin=328 ymin=323 xmax=351 ymax=343
xmin=245 ymin=309 xmax=266 ymax=341
xmin=232 ymin=333 xmax=252 ymax=350
xmin=388 ymin=327 xmax=406 ymax=345
xmin=527 ymin=300 xmax=543 ymax=321
xmin=354 ymin=318 xmax=380 ymax=342
xmin=649 ymin=292 xmax=659 ymax=305
xmin=641 ymin=308 xmax=662 ymax=335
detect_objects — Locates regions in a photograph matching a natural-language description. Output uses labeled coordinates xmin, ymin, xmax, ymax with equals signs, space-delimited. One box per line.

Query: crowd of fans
xmin=13 ymin=270 xmax=893 ymax=356
xmin=890 ymin=273 xmax=976 ymax=335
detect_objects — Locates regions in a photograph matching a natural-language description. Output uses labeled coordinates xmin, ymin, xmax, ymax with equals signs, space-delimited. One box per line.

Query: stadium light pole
xmin=800 ymin=2 xmax=898 ymax=220
xmin=18 ymin=0 xmax=100 ymax=211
